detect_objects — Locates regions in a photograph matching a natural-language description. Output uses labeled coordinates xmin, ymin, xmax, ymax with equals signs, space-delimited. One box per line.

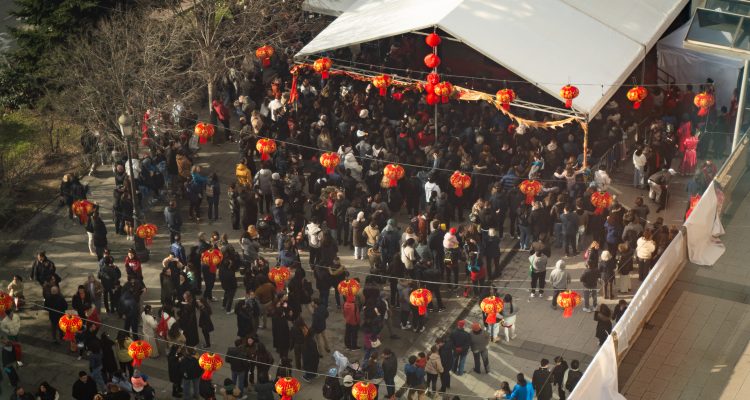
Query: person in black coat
xmin=71 ymin=285 xmax=92 ymax=318
xmin=179 ymin=293 xmax=200 ymax=347
xmin=301 ymin=323 xmax=320 ymax=382
xmin=437 ymin=336 xmax=453 ymax=392
xmin=167 ymin=345 xmax=183 ymax=398
xmin=219 ymin=262 xmax=238 ymax=313
xmin=44 ymin=287 xmax=68 ymax=343
xmin=91 ymin=213 xmax=108 ymax=260
xmin=529 ymin=202 xmax=550 ymax=242
xmin=532 ymin=359 xmax=553 ymax=400
xmin=594 ymin=304 xmax=613 ymax=346
xmin=99 ymin=332 xmax=119 ymax=382
xmin=197 ymin=297 xmax=214 ymax=347
xmin=551 ymin=356 xmax=569 ymax=400
xmin=71 ymin=371 xmax=98 ymax=400
xmin=271 ymin=302 xmax=292 ymax=359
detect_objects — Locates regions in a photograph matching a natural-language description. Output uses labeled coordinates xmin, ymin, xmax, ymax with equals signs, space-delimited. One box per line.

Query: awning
xmin=297 ymin=0 xmax=689 ymax=118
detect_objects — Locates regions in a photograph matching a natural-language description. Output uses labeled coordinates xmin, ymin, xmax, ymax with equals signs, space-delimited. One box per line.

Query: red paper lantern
xmin=425 ymin=33 xmax=441 ymax=48
xmin=590 ymin=191 xmax=613 ymax=215
xmin=268 ymin=266 xmax=291 ymax=291
xmin=449 ymin=171 xmax=471 ymax=197
xmin=0 ymin=291 xmax=11 ymax=316
xmin=337 ymin=279 xmax=361 ymax=302
xmin=496 ymin=88 xmax=516 ymax=111
xmin=556 ymin=290 xmax=582 ymax=318
xmin=319 ymin=152 xmax=341 ymax=174
xmin=351 ymin=381 xmax=378 ymax=400
xmin=626 ymin=86 xmax=648 ymax=109
xmin=194 ymin=122 xmax=215 ymax=144
xmin=424 ymin=53 xmax=441 ymax=69
xmin=383 ymin=164 xmax=405 ymax=187
xmin=256 ymin=138 xmax=277 ymax=161
xmin=519 ymin=180 xmax=542 ymax=205
xmin=560 ymin=85 xmax=579 ymax=108
xmin=313 ymin=57 xmax=333 ymax=79
xmin=425 ymin=93 xmax=438 ymax=105
xmin=480 ymin=296 xmax=505 ymax=324
xmin=694 ymin=91 xmax=715 ymax=117
xmin=371 ymin=74 xmax=392 ymax=97
xmin=391 ymin=91 xmax=403 ymax=102
xmin=135 ymin=223 xmax=158 ymax=246
xmin=255 ymin=45 xmax=274 ymax=67
xmin=409 ymin=288 xmax=433 ymax=316
xmin=433 ymin=81 xmax=454 ymax=103
xmin=426 ymin=72 xmax=440 ymax=85
xmin=198 ymin=353 xmax=223 ymax=380
xmin=71 ymin=200 xmax=95 ymax=225
xmin=58 ymin=314 xmax=83 ymax=342
xmin=275 ymin=377 xmax=301 ymax=400
xmin=201 ymin=249 xmax=224 ymax=269
xmin=128 ymin=340 xmax=153 ymax=367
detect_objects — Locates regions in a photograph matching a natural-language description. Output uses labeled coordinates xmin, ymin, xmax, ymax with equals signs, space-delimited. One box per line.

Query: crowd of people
xmin=7 ymin=31 xmax=731 ymax=400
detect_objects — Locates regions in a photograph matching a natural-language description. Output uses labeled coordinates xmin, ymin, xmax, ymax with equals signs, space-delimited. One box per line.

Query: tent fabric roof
xmin=297 ymin=0 xmax=688 ymax=118
xmin=301 ymin=0 xmax=357 ymax=16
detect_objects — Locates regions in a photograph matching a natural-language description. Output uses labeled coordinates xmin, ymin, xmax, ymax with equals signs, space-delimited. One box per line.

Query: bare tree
xmin=50 ymin=7 xmax=197 ymax=135
xmin=175 ymin=0 xmax=324 ymax=110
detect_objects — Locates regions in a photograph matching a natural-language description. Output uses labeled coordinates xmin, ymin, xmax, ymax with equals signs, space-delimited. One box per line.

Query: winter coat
xmin=549 ymin=260 xmax=571 ymax=289
xmin=0 ymin=313 xmax=20 ymax=337
xmin=528 ymin=254 xmax=548 ymax=273
xmin=424 ymin=352 xmax=444 ymax=375
xmin=271 ymin=314 xmax=291 ymax=353
xmin=469 ymin=330 xmax=490 ymax=353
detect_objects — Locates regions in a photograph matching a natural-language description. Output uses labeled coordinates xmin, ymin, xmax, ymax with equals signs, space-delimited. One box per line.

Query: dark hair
xmin=571 ymin=360 xmax=580 ymax=369
xmin=503 ymin=293 xmax=514 ymax=314
xmin=408 ymin=355 xmax=417 ymax=364
xmin=541 ymin=358 xmax=549 ymax=367
xmin=516 ymin=373 xmax=526 ymax=385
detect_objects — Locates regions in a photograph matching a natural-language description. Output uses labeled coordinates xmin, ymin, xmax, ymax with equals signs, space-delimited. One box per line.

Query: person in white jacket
xmin=140 ymin=305 xmax=159 ymax=358
xmin=343 ymin=153 xmax=363 ymax=181
xmin=1 ymin=310 xmax=21 ymax=366
xmin=593 ymin=166 xmax=611 ymax=192
xmin=632 ymin=148 xmax=647 ymax=188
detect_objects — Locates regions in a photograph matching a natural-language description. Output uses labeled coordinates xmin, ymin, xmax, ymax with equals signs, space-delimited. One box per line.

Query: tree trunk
xmin=207 ymin=80 xmax=214 ymax=112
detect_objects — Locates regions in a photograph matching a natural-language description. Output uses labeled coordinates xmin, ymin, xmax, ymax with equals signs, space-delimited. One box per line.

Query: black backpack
xmin=322 ymin=379 xmax=343 ymax=400
xmin=566 ymin=369 xmax=583 ymax=392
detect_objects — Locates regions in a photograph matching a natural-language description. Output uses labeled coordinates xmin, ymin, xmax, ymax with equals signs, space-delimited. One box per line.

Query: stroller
xmin=256 ymin=214 xmax=277 ymax=248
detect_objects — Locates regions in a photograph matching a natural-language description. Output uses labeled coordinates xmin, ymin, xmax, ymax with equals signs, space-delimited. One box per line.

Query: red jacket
xmin=343 ymin=301 xmax=359 ymax=326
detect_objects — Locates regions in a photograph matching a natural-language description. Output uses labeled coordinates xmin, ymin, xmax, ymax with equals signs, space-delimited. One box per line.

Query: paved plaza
xmin=1 ymin=140 xmax=688 ymax=399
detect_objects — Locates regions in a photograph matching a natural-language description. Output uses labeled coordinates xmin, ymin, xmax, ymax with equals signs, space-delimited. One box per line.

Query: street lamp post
xmin=118 ymin=113 xmax=150 ymax=262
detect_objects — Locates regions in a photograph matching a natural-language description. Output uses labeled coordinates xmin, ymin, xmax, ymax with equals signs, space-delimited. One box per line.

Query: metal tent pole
xmin=732 ymin=59 xmax=749 ymax=153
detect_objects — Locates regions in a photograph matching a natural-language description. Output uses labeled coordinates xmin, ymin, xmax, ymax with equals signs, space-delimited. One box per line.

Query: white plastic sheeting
xmin=685 ymin=181 xmax=726 ymax=265
xmin=302 ymin=0 xmax=357 ymax=16
xmin=657 ymin=22 xmax=743 ymax=110
xmin=297 ymin=0 xmax=688 ymax=117
xmin=569 ymin=336 xmax=627 ymax=400
xmin=612 ymin=231 xmax=685 ymax=352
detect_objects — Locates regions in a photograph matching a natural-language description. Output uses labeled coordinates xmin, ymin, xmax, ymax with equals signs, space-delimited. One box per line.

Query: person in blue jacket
xmin=506 ymin=373 xmax=535 ymax=399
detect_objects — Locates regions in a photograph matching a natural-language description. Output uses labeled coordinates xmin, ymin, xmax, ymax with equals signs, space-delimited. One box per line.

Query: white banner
xmin=613 ymin=232 xmax=685 ymax=351
xmin=569 ymin=336 xmax=627 ymax=400
xmin=685 ymin=181 xmax=725 ymax=265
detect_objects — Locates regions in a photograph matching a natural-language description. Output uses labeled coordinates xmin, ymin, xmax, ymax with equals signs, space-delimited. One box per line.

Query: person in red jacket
xmin=343 ymin=296 xmax=360 ymax=351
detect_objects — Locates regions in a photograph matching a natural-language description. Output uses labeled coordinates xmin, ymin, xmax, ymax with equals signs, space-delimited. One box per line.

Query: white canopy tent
xmin=297 ymin=0 xmax=689 ymax=119
xmin=301 ymin=0 xmax=357 ymax=16
xmin=657 ymin=21 xmax=743 ymax=110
